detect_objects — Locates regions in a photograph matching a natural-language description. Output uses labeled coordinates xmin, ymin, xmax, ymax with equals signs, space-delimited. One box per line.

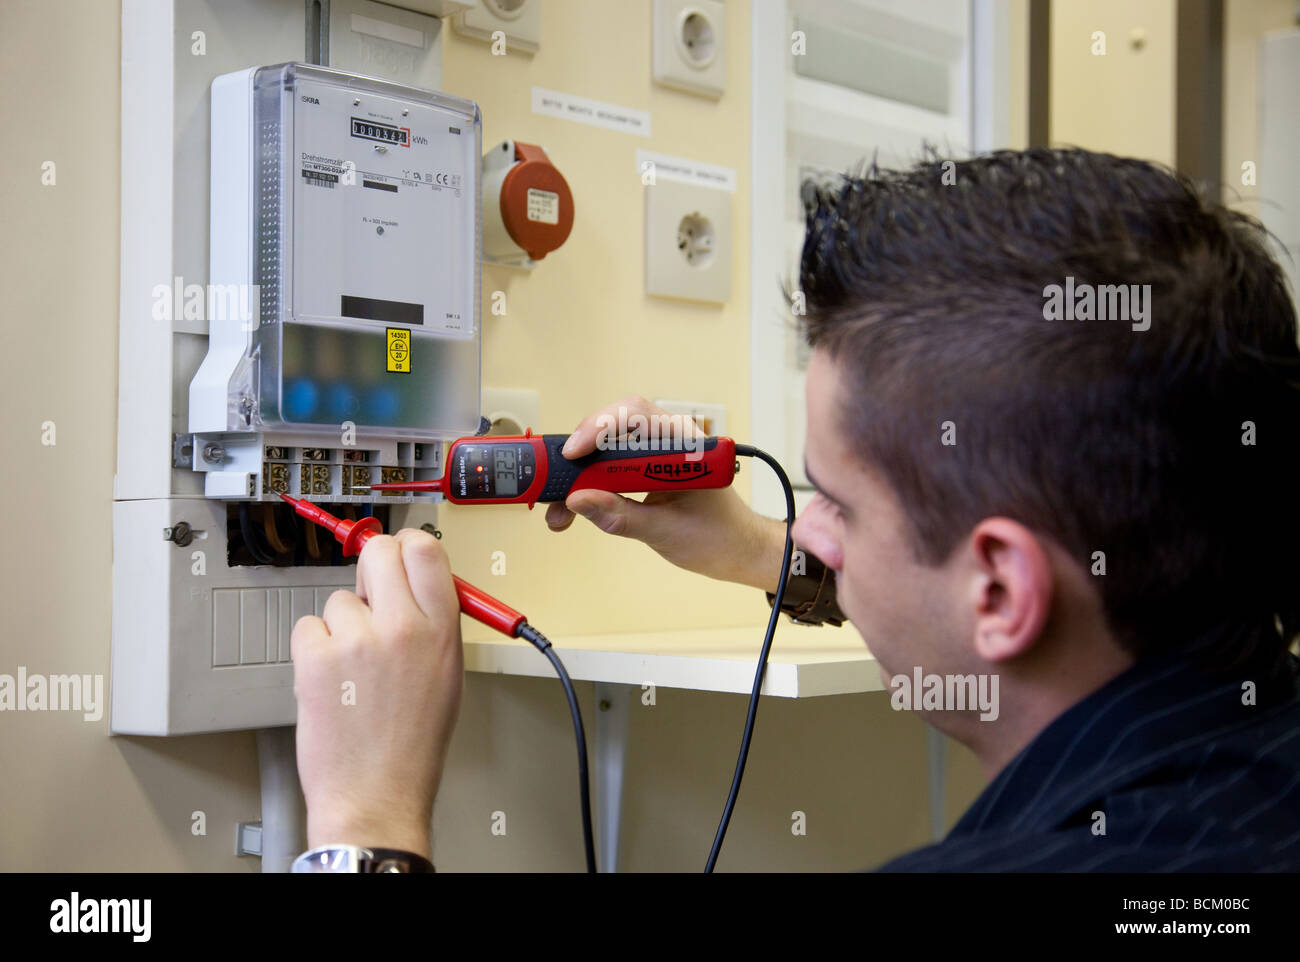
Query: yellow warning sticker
xmin=386 ymin=328 xmax=411 ymax=373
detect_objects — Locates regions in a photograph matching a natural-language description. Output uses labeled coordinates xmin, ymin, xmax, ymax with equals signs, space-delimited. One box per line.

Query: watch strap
xmin=767 ymin=548 xmax=846 ymax=626
xmin=366 ymin=848 xmax=435 ymax=873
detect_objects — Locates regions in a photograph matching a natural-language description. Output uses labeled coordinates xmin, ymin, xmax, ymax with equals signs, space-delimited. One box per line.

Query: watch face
xmin=292 ymin=846 xmax=365 ymax=872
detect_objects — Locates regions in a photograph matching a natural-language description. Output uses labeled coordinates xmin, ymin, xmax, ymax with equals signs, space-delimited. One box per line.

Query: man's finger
xmin=319 ymin=588 xmax=372 ymax=640
xmin=290 ymin=614 xmax=330 ymax=665
xmin=354 ymin=534 xmax=419 ymax=616
xmin=562 ymin=395 xmax=669 ymax=459
xmin=392 ymin=528 xmax=457 ymax=622
xmin=545 ymin=501 xmax=576 ymax=531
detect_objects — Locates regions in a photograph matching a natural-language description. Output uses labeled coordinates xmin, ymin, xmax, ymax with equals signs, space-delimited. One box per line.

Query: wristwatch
xmin=766 ymin=548 xmax=846 ymax=626
xmin=291 ymin=844 xmax=435 ymax=873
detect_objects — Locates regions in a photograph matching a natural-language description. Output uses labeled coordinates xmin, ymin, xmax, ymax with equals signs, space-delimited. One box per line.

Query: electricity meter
xmin=188 ymin=62 xmax=482 ymax=501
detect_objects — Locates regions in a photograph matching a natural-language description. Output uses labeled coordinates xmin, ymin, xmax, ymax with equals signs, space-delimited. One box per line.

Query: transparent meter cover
xmin=244 ymin=62 xmax=482 ymax=438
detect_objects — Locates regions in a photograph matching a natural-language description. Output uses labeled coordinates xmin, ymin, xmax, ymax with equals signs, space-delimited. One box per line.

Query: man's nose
xmin=791 ymin=512 xmax=812 ymax=549
xmin=791 ymin=508 xmax=837 ymax=570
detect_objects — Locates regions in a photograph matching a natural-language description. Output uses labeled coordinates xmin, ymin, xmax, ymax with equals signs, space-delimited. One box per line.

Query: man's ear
xmin=965 ymin=517 xmax=1052 ymax=662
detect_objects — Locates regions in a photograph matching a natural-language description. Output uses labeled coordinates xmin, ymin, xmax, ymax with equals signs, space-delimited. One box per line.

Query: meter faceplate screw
xmin=163 ymin=522 xmax=194 ymax=547
xmin=203 ymin=442 xmax=227 ymax=463
xmin=420 ymin=523 xmax=443 ymax=540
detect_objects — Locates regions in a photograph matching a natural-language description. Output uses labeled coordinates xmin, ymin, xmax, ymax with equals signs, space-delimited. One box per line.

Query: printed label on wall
xmin=531 ymin=86 xmax=651 ymax=137
xmin=636 ymin=149 xmax=736 ymax=193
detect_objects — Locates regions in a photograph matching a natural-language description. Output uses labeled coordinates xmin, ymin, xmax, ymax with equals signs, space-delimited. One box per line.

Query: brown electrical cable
xmin=304 ymin=519 xmax=321 ymax=560
xmin=262 ymin=502 xmax=289 ymax=554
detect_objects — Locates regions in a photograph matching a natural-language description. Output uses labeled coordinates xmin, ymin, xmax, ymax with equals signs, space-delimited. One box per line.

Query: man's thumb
xmin=565 ymin=489 xmax=650 ymax=540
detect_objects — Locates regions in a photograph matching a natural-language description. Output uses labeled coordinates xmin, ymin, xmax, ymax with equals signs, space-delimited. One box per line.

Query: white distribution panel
xmin=113 ymin=1 xmax=479 ymax=735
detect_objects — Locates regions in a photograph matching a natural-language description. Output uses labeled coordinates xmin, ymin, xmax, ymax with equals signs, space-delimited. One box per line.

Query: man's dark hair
xmin=798 ymin=147 xmax=1300 ymax=673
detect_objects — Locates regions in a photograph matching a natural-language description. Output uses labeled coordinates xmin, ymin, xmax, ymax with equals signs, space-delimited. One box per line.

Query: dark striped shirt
xmin=877 ymin=649 xmax=1300 ymax=871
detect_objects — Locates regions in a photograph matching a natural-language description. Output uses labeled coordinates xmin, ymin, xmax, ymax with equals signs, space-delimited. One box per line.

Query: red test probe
xmin=276 ymin=490 xmax=597 ymax=873
xmin=276 ymin=492 xmax=528 ymax=636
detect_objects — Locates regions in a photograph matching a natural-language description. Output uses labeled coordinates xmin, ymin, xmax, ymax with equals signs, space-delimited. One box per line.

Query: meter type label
xmin=386 ymin=328 xmax=411 ymax=373
xmin=526 ymin=188 xmax=560 ymax=225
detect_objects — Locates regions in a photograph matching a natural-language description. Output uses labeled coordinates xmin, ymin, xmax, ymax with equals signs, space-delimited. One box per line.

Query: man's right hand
xmin=544 ymin=396 xmax=787 ymax=593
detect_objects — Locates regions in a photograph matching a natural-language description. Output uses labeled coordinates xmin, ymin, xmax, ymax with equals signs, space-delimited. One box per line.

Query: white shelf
xmin=463 ymin=622 xmax=882 ymax=698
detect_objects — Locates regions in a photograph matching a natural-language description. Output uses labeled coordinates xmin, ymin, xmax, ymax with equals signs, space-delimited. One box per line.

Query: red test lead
xmin=276 ymin=491 xmax=596 ymax=872
xmin=276 ymin=492 xmax=527 ymax=637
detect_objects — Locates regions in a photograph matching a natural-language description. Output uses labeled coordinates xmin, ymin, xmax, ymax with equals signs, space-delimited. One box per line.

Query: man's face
xmin=791 ymin=349 xmax=968 ymax=682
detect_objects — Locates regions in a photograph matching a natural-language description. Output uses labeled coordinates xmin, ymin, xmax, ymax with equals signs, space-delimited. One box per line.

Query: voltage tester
xmin=285 ymin=433 xmax=796 ymax=876
xmin=366 ymin=430 xmax=739 ymax=503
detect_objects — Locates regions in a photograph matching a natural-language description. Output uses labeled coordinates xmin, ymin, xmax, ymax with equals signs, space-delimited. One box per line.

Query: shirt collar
xmin=947 ymin=648 xmax=1298 ymax=836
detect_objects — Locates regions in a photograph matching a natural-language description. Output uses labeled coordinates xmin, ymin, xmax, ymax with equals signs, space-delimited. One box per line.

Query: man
xmin=291 ymin=149 xmax=1300 ymax=871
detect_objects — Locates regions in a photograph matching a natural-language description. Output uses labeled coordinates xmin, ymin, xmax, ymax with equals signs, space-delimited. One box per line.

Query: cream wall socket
xmin=652 ymin=0 xmax=725 ymax=98
xmin=654 ymin=399 xmax=727 ymax=437
xmin=452 ymin=0 xmax=540 ymax=54
xmin=482 ymin=386 xmax=541 ymax=435
xmin=645 ymin=179 xmax=731 ymax=303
